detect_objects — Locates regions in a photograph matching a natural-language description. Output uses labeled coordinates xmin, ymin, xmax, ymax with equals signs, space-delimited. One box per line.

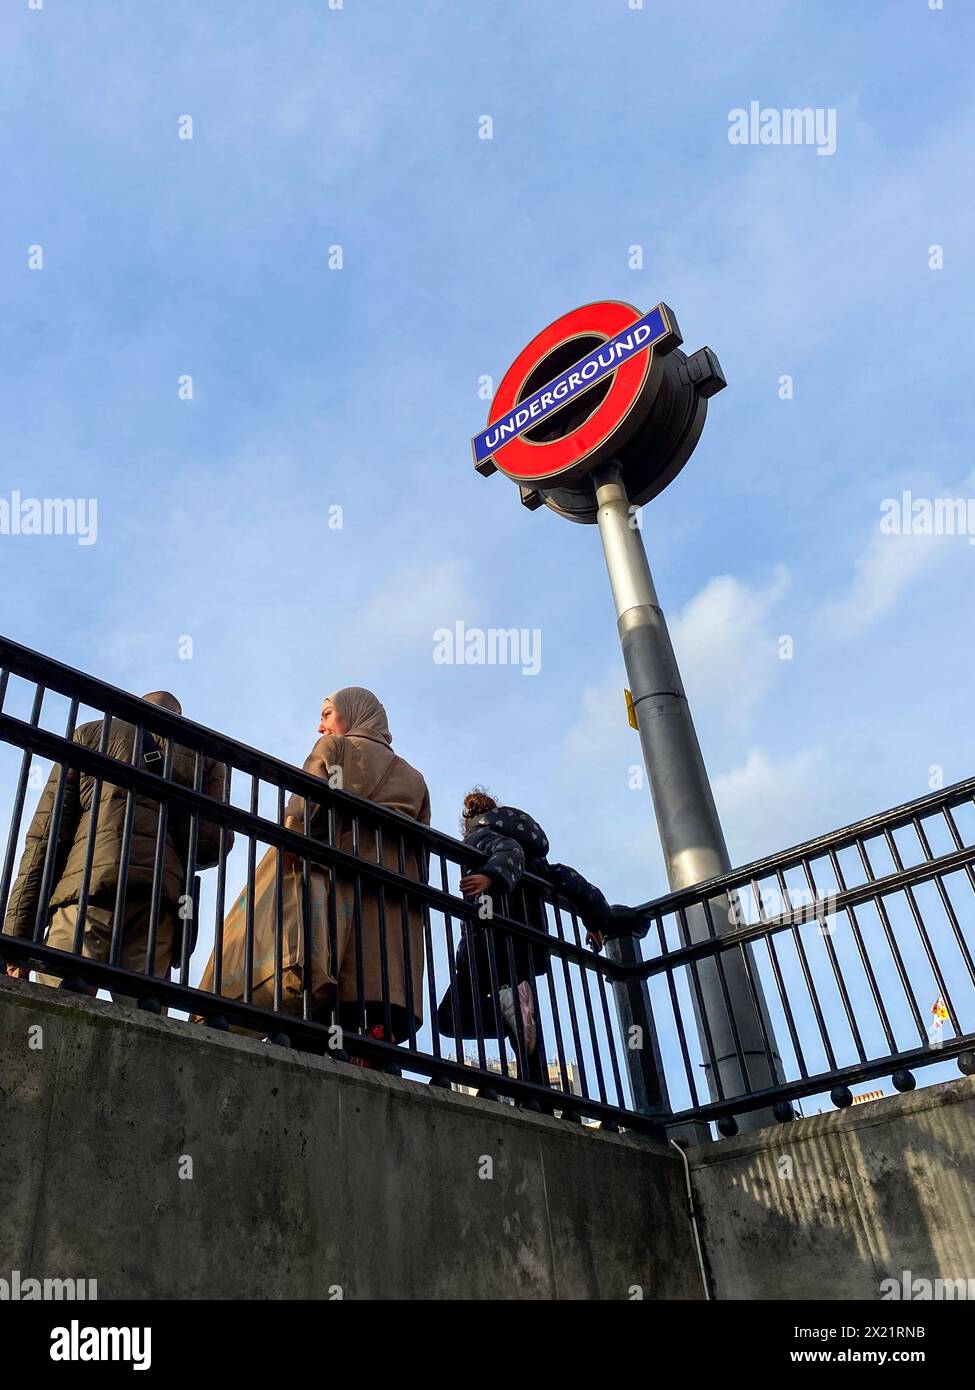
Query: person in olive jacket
xmin=3 ymin=691 xmax=230 ymax=1004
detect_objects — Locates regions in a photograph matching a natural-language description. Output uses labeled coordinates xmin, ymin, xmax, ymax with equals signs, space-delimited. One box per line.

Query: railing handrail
xmin=23 ymin=626 xmax=967 ymax=963
xmin=0 ymin=944 xmax=649 ymax=1132
xmin=635 ymin=774 xmax=975 ymax=920
xmin=637 ymin=839 xmax=975 ymax=978
xmin=0 ymin=706 xmax=617 ymax=976
xmin=0 ymin=639 xmax=652 ymax=1131
xmin=0 ymin=633 xmax=561 ymax=899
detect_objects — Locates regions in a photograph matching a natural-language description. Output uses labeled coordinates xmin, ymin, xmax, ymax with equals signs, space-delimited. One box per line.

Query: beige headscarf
xmin=327 ymin=687 xmax=393 ymax=747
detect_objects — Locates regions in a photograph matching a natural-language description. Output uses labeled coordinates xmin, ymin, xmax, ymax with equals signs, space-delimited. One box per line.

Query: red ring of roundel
xmin=488 ymin=301 xmax=650 ymax=484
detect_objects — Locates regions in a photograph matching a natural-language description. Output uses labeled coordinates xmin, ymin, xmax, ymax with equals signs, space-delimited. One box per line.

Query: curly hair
xmin=460 ymin=785 xmax=498 ymax=833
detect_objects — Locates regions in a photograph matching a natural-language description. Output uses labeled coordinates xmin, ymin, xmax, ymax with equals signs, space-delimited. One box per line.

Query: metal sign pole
xmin=472 ymin=297 xmax=782 ymax=1133
xmin=592 ymin=461 xmax=782 ymax=1133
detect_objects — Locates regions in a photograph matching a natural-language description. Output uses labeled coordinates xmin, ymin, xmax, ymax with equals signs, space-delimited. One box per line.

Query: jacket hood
xmin=467 ymin=805 xmax=549 ymax=859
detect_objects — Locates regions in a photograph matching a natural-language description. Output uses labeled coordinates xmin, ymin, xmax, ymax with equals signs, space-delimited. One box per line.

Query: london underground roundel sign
xmin=472 ymin=300 xmax=682 ymax=487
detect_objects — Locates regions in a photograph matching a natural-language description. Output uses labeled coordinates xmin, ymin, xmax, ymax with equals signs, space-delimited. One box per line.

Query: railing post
xmin=605 ymin=932 xmax=669 ymax=1139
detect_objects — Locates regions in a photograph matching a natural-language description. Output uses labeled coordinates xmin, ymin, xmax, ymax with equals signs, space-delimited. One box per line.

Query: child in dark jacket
xmin=437 ymin=789 xmax=611 ymax=1083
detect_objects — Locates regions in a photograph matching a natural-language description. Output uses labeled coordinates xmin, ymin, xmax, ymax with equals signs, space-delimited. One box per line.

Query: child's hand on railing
xmin=459 ymin=872 xmax=492 ymax=898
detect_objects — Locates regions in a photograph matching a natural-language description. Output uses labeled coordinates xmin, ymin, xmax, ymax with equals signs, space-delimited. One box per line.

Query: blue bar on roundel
xmin=472 ymin=304 xmax=670 ymax=467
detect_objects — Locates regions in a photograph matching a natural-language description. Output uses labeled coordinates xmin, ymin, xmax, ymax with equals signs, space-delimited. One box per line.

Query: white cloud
xmin=812 ymin=469 xmax=973 ymax=636
xmin=713 ymin=747 xmax=832 ymax=867
xmin=670 ymin=567 xmax=790 ymax=730
xmin=818 ymin=529 xmax=945 ymax=641
xmin=562 ymin=672 xmax=630 ymax=765
xmin=358 ymin=560 xmax=472 ymax=655
xmin=551 ymin=566 xmax=793 ymax=887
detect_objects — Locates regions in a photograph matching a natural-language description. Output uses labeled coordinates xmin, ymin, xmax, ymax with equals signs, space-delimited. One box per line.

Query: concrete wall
xmin=0 ymin=978 xmax=702 ymax=1300
xmin=686 ymin=1076 xmax=975 ymax=1300
xmin=7 ymin=975 xmax=973 ymax=1301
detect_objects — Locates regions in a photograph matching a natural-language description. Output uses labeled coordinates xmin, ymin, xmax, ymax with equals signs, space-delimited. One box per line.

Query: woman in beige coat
xmin=285 ymin=687 xmax=431 ymax=1059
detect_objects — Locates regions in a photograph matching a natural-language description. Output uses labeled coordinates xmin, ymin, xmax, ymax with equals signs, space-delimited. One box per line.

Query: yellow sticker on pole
xmin=624 ymin=689 xmax=638 ymax=730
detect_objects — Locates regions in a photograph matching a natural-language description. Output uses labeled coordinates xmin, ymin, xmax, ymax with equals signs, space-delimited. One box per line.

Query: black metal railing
xmin=1 ymin=632 xmax=973 ymax=1140
xmin=0 ymin=635 xmax=665 ymax=1136
xmin=635 ymin=777 xmax=975 ymax=1132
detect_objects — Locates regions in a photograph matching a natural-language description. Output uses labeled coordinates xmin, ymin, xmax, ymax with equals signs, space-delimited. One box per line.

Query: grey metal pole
xmin=592 ymin=461 xmax=782 ymax=1134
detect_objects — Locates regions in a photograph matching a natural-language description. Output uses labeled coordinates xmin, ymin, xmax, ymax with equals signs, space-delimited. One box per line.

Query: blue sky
xmin=2 ymin=0 xmax=973 ymax=1109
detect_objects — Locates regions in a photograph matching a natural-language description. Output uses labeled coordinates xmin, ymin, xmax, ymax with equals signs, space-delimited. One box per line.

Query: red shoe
xmin=350 ymin=1023 xmax=396 ymax=1069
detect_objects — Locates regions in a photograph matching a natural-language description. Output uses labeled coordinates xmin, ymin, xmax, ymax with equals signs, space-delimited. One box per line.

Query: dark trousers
xmin=436 ymin=925 xmax=550 ymax=1088
xmin=311 ymin=999 xmax=410 ymax=1043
